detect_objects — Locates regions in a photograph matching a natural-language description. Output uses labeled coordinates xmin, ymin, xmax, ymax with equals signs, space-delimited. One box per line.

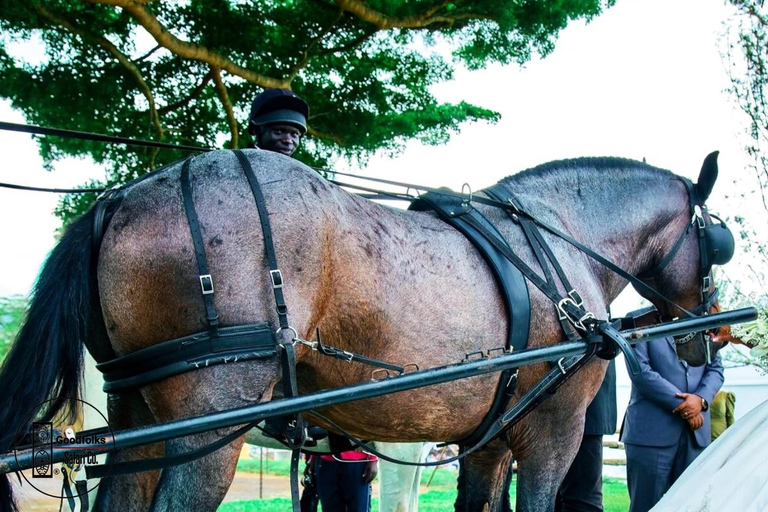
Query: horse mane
xmin=499 ymin=156 xmax=674 ymax=187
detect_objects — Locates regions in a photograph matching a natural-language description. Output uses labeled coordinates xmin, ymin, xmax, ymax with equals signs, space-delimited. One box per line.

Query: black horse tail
xmin=0 ymin=208 xmax=98 ymax=511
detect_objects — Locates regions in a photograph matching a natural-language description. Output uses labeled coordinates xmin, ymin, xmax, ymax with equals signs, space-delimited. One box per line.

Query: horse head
xmin=633 ymin=151 xmax=735 ymax=366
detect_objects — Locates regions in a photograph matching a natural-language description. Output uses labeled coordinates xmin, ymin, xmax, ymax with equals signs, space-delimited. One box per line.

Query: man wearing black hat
xmin=248 ymin=88 xmax=309 ymax=157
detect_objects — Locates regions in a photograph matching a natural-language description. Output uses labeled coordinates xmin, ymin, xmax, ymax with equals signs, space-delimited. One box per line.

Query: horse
xmin=0 ymin=149 xmax=730 ymax=511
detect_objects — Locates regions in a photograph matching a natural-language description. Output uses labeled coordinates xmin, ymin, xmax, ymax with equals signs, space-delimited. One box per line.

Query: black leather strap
xmin=180 ymin=157 xmax=219 ymax=337
xmin=279 ymin=342 xmax=305 ymax=511
xmin=234 ymin=150 xmax=290 ymax=330
xmin=409 ymin=192 xmax=531 ymax=448
xmin=85 ymin=421 xmax=257 ymax=479
xmin=97 ymin=323 xmax=278 ymax=392
xmin=315 ymin=328 xmax=405 ymax=373
xmin=486 ymin=185 xmax=580 ymax=341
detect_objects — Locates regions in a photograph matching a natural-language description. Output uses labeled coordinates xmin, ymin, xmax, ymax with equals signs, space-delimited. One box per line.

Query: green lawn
xmin=222 ymin=460 xmax=630 ymax=511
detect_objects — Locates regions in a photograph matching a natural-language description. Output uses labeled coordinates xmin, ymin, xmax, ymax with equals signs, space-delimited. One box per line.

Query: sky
xmin=0 ymin=0 xmax=756 ymax=304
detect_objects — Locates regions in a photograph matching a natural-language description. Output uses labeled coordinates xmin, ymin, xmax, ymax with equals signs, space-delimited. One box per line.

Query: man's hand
xmin=362 ymin=460 xmax=378 ymax=484
xmin=686 ymin=413 xmax=704 ymax=430
xmin=672 ymin=392 xmax=703 ymax=419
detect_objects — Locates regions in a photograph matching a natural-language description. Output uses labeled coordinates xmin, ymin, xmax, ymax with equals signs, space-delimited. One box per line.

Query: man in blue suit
xmin=621 ymin=311 xmax=724 ymax=512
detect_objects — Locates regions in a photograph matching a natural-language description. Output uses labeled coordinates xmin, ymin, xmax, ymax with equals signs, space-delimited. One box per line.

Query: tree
xmin=1 ymin=0 xmax=615 ymax=220
xmin=718 ymin=0 xmax=768 ymax=371
xmin=0 ymin=295 xmax=27 ymax=365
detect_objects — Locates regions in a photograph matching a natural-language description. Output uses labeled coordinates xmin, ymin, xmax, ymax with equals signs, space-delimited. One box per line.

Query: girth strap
xmin=409 ymin=192 xmax=530 ymax=448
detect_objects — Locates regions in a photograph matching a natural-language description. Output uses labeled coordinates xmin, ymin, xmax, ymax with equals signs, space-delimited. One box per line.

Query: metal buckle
xmin=199 ymin=274 xmax=214 ymax=295
xmin=270 ymin=269 xmax=284 ymax=289
xmin=557 ymin=297 xmax=594 ymax=331
xmin=694 ymin=205 xmax=706 ymax=229
xmin=461 ymin=183 xmax=473 ymax=206
xmin=702 ymin=275 xmax=712 ymax=293
xmin=567 ymin=290 xmax=584 ymax=307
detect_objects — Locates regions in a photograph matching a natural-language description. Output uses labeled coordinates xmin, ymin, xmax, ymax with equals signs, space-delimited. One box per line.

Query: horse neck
xmin=509 ymin=164 xmax=689 ymax=305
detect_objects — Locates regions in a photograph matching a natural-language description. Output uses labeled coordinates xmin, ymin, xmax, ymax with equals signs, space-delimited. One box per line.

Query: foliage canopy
xmin=719 ymin=0 xmax=768 ymax=372
xmin=1 ymin=0 xmax=615 ymax=219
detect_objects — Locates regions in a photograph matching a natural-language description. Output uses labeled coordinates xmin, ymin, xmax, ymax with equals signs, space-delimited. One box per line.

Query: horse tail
xmin=0 ymin=208 xmax=97 ymax=511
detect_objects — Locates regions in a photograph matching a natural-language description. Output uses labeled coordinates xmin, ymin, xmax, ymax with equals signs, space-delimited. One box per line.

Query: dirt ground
xmin=14 ymin=468 xmax=379 ymax=510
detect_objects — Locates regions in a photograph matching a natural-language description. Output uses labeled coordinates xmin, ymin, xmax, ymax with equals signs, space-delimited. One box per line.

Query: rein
xmin=328 ymin=170 xmax=703 ymax=320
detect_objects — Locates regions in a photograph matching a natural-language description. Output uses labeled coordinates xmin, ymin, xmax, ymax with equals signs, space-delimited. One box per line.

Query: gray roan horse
xmin=0 ymin=149 xmax=729 ymax=511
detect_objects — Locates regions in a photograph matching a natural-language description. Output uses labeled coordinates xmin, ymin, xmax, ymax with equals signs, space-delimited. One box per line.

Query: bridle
xmin=636 ymin=176 xmax=734 ymax=353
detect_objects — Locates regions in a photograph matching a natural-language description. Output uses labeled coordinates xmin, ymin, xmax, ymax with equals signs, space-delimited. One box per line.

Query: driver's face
xmin=259 ymin=123 xmax=302 ymax=156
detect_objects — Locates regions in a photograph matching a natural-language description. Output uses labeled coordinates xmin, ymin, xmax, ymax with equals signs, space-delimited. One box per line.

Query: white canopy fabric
xmin=652 ymin=398 xmax=768 ymax=512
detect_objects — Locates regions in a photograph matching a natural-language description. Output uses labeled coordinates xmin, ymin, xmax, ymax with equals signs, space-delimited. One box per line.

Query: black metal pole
xmin=0 ymin=121 xmax=211 ymax=153
xmin=621 ymin=308 xmax=757 ymax=341
xmin=1 ymin=307 xmax=756 ymax=474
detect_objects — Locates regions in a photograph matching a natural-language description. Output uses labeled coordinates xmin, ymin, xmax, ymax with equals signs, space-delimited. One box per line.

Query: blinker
xmin=703 ymin=222 xmax=735 ymax=267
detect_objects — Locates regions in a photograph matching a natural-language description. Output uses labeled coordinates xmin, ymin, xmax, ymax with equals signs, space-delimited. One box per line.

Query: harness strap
xmin=84 ymin=421 xmax=257 ymax=479
xmin=234 ymin=150 xmax=290 ymax=330
xmin=231 ymin=150 xmax=304 ymax=510
xmin=278 ymin=342 xmax=305 ymax=511
xmin=487 ymin=185 xmax=580 ymax=341
xmin=180 ymin=157 xmax=220 ymax=337
xmin=303 ymin=335 xmax=599 ymax=467
xmin=96 ymin=323 xmax=278 ymax=393
xmin=409 ymin=191 xmax=530 ymax=448
xmin=315 ymin=328 xmax=405 ymax=374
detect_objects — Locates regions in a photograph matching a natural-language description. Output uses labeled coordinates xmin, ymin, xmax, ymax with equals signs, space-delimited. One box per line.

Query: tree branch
xmin=334 ymin=0 xmax=492 ymax=29
xmin=316 ymin=27 xmax=378 ymax=57
xmin=211 ymin=66 xmax=238 ymax=149
xmin=35 ymin=2 xmax=165 ymax=140
xmin=307 ymin=127 xmax=344 ymax=145
xmin=155 ymin=70 xmax=213 ymax=115
xmin=286 ymin=10 xmax=345 ymax=81
xmin=86 ymin=0 xmax=288 ymax=89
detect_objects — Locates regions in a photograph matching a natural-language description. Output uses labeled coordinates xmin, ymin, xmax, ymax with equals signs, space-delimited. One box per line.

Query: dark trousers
xmin=315 ymin=457 xmax=372 ymax=512
xmin=555 ymin=435 xmax=605 ymax=512
xmin=625 ymin=430 xmax=702 ymax=512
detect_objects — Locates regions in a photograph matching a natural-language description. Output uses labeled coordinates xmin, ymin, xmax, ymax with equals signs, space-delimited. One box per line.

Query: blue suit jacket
xmin=620 ymin=336 xmax=724 ymax=448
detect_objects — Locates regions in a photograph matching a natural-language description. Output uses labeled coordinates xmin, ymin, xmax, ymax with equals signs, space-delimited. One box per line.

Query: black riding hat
xmin=249 ymin=88 xmax=309 ymax=134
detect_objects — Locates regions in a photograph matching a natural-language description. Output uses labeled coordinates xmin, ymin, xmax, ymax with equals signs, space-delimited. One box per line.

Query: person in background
xmin=314 ymin=443 xmax=378 ymax=512
xmin=620 ymin=307 xmax=724 ymax=512
xmin=248 ymin=88 xmax=380 ymax=511
xmin=248 ymin=87 xmax=308 ymax=157
xmin=709 ymin=390 xmax=736 ymax=441
xmin=555 ymin=359 xmax=617 ymax=512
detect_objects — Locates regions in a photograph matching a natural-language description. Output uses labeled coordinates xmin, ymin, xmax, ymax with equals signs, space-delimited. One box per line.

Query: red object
xmin=319 ymin=451 xmax=377 ymax=462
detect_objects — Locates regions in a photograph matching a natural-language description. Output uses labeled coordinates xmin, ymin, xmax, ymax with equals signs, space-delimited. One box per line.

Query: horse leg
xmin=148 ymin=431 xmax=245 ymax=511
xmin=136 ymin=362 xmax=279 ymax=511
xmin=455 ymin=439 xmax=514 ymax=512
xmin=92 ymin=391 xmax=162 ymax=511
xmin=511 ymin=407 xmax=584 ymax=512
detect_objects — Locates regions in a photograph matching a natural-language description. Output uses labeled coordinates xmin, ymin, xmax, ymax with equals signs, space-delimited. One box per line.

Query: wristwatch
xmin=701 ymin=396 xmax=709 ymax=411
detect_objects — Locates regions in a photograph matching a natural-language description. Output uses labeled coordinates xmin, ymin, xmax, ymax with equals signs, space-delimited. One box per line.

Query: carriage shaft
xmin=0 ymin=307 xmax=755 ymax=474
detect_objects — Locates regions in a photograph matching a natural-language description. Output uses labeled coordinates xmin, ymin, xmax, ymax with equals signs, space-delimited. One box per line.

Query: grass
xmin=222 ymin=459 xmax=630 ymax=511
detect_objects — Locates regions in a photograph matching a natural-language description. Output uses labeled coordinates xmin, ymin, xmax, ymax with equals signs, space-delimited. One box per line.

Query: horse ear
xmin=695 ymin=151 xmax=719 ymax=203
